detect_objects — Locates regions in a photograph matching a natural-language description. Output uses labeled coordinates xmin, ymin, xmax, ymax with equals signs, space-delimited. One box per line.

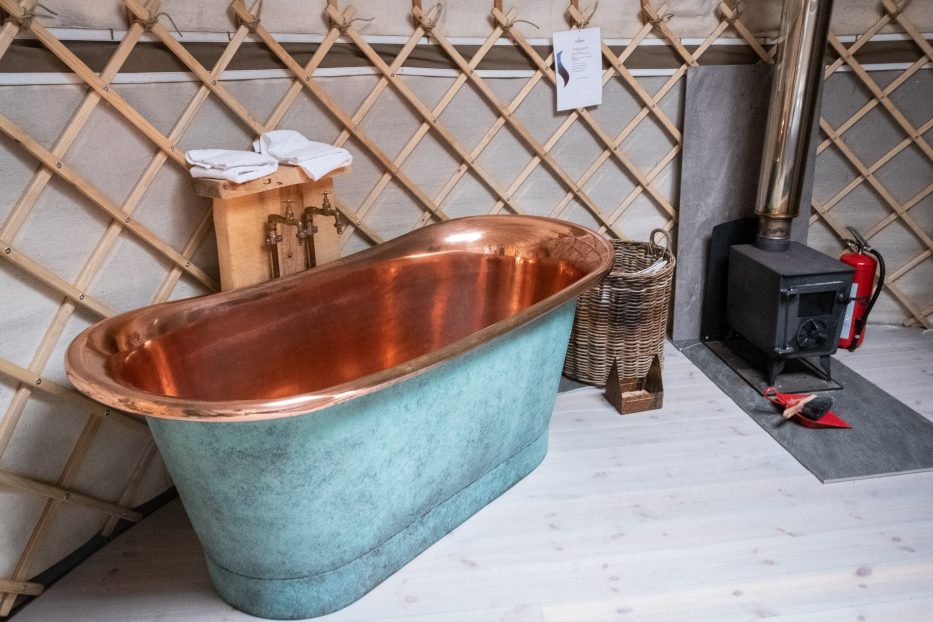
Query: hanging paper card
xmin=553 ymin=27 xmax=602 ymax=111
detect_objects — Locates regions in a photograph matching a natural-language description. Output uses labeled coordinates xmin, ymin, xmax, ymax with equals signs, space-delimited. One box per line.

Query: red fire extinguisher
xmin=839 ymin=226 xmax=885 ymax=351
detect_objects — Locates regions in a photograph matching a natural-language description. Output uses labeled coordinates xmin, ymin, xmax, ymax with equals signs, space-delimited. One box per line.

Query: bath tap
xmin=304 ymin=192 xmax=345 ymax=235
xmin=265 ymin=196 xmax=344 ymax=279
xmin=265 ymin=201 xmax=309 ymax=278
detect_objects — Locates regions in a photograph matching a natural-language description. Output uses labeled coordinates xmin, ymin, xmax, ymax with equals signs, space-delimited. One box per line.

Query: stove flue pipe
xmin=754 ymin=0 xmax=834 ymax=251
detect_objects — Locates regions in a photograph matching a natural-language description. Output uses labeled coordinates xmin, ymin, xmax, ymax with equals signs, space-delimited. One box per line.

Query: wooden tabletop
xmin=192 ymin=164 xmax=349 ymax=199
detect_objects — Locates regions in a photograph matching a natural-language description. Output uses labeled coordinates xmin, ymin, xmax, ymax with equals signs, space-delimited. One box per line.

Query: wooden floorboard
xmin=14 ymin=327 xmax=933 ymax=621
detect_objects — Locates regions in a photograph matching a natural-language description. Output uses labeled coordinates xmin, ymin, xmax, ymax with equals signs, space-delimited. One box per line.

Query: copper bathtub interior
xmin=68 ymin=217 xmax=613 ymax=419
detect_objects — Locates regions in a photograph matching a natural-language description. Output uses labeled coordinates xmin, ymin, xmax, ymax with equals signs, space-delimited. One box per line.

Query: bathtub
xmin=66 ymin=215 xmax=613 ymax=619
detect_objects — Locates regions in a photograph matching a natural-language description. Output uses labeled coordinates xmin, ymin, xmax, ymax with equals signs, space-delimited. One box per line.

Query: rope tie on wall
xmin=499 ymin=16 xmax=540 ymax=32
xmin=412 ymin=2 xmax=443 ymax=37
xmin=640 ymin=0 xmax=673 ymax=26
xmin=882 ymin=0 xmax=910 ymax=19
xmin=568 ymin=1 xmax=599 ymax=29
xmin=237 ymin=0 xmax=262 ymax=32
xmin=328 ymin=5 xmax=373 ymax=36
xmin=724 ymin=0 xmax=746 ymax=23
xmin=3 ymin=2 xmax=55 ymax=30
xmin=129 ymin=9 xmax=182 ymax=37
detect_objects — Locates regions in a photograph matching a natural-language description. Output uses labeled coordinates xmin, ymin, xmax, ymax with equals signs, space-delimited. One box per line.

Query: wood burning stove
xmin=724 ymin=0 xmax=854 ymax=386
xmin=728 ymin=242 xmax=853 ymax=385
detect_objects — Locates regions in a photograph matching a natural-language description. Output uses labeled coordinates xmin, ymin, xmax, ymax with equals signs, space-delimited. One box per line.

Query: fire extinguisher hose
xmin=851 ymin=247 xmax=885 ymax=349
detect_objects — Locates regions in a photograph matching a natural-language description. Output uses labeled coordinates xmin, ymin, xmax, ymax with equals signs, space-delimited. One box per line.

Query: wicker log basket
xmin=563 ymin=229 xmax=676 ymax=387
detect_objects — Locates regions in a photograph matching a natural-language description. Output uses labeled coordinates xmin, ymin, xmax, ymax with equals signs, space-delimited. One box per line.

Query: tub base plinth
xmin=205 ymin=431 xmax=549 ymax=620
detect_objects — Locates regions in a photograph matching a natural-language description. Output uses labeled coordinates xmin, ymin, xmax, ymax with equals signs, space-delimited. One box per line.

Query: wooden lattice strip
xmin=568 ymin=4 xmax=682 ymax=142
xmin=412 ymin=19 xmax=552 ymax=228
xmin=0 ymin=8 xmax=241 ymax=507
xmin=0 ymin=471 xmax=142 ymax=522
xmin=150 ymin=210 xmax=214 ymax=304
xmin=0 ymin=0 xmax=186 ymax=168
xmin=0 ymin=22 xmax=147 ymax=244
xmin=0 ymin=21 xmax=147 ymax=465
xmin=0 ymin=579 xmax=42 ymax=598
xmin=605 ymin=145 xmax=681 ymax=227
xmin=101 ymin=439 xmax=157 ymax=537
xmin=640 ymin=1 xmax=697 ymax=67
xmin=819 ymin=119 xmax=932 ymax=251
xmin=97 ymin=23 xmax=253 ymax=305
xmin=718 ymin=2 xmax=774 ymax=63
xmin=0 ymin=0 xmax=33 ymax=55
xmin=0 ymin=358 xmax=143 ymax=433
xmin=809 ymin=149 xmax=931 ymax=328
xmin=332 ymin=22 xmax=451 ymax=240
xmin=481 ymin=61 xmax=640 ymax=225
xmin=0 ymin=409 xmax=140 ymax=616
xmin=888 ymin=248 xmax=932 ymax=327
xmin=574 ymin=9 xmax=738 ymax=235
xmin=838 ymin=182 xmax=930 ymax=243
xmin=827 ymin=34 xmax=933 ymax=161
xmin=0 ymin=416 xmax=95 ymax=615
xmin=905 ymin=304 xmax=933 ymax=328
xmin=824 ymin=6 xmax=895 ymax=76
xmin=809 ymin=197 xmax=854 ymax=240
xmin=263 ymin=27 xmax=342 ymax=130
xmin=0 ymin=246 xmax=113 ymax=318
xmin=0 ymin=25 xmax=258 ymax=600
xmin=885 ymin=278 xmax=932 ymax=329
xmin=883 ymin=0 xmax=933 ymax=61
xmin=817 ymin=56 xmax=928 ymax=157
xmin=0 ymin=115 xmax=217 ymax=289
xmin=414 ymin=8 xmax=623 ymax=238
xmin=820 ymin=125 xmax=931 ymax=226
xmin=249 ymin=22 xmax=382 ymax=246
xmin=333 ymin=7 xmax=534 ymax=223
xmin=229 ymin=1 xmax=451 ymax=227
xmin=500 ymin=7 xmax=679 ymax=224
xmin=811 ymin=5 xmax=932 ymax=269
xmin=339 ymin=14 xmax=509 ymax=242
xmin=123 ymin=0 xmax=266 ymax=135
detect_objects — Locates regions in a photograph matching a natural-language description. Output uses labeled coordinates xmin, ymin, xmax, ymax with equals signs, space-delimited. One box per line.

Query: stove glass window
xmin=798 ymin=290 xmax=836 ymax=317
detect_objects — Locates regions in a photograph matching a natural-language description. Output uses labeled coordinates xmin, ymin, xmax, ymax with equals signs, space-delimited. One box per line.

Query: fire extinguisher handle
xmin=851 ymin=247 xmax=886 ymax=349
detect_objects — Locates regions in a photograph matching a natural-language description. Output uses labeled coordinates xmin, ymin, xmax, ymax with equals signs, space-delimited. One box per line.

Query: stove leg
xmin=817 ymin=355 xmax=832 ymax=380
xmin=767 ymin=358 xmax=785 ymax=386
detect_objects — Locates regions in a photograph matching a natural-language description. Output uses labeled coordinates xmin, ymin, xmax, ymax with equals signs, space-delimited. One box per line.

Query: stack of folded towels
xmin=254 ymin=130 xmax=352 ymax=181
xmin=186 ymin=130 xmax=352 ymax=183
xmin=186 ymin=149 xmax=278 ymax=183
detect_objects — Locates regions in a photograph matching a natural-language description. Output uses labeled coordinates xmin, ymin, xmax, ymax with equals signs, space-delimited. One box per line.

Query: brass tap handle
xmin=321 ymin=192 xmax=346 ymax=234
xmin=282 ymin=200 xmax=298 ymax=224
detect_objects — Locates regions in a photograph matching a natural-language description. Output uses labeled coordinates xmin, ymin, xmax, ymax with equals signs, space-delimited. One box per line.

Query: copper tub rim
xmin=65 ymin=215 xmax=613 ymax=422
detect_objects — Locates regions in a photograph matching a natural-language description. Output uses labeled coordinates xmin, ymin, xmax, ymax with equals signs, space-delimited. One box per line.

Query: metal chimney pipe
xmin=754 ymin=0 xmax=834 ymax=251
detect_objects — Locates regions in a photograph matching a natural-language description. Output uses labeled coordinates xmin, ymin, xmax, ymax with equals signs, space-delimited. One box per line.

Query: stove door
xmin=778 ymin=282 xmax=850 ymax=357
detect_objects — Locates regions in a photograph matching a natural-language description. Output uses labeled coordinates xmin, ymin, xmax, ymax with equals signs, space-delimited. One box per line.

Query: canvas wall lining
xmin=0 ymin=0 xmax=930 ymax=615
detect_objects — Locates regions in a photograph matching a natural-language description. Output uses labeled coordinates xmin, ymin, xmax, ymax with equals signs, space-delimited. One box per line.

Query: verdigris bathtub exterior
xmin=147 ymin=302 xmax=575 ymax=619
xmin=67 ymin=216 xmax=614 ymax=619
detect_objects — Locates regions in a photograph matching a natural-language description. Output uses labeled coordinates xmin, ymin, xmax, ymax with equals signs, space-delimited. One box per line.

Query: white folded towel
xmin=253 ymin=130 xmax=352 ymax=181
xmin=185 ymin=148 xmax=278 ymax=183
xmin=188 ymin=163 xmax=278 ymax=183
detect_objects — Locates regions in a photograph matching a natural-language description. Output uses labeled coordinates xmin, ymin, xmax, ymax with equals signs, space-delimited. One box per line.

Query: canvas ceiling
xmin=0 ymin=0 xmax=930 ymax=616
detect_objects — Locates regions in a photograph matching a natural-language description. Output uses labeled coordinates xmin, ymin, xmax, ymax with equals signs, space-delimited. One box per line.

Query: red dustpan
xmin=763 ymin=387 xmax=851 ymax=429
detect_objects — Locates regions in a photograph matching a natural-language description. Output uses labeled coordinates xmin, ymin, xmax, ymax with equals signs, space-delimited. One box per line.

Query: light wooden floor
xmin=16 ymin=327 xmax=933 ymax=622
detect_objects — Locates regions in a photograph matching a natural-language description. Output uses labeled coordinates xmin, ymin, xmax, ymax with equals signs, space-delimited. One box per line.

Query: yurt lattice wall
xmin=0 ymin=0 xmax=930 ymax=613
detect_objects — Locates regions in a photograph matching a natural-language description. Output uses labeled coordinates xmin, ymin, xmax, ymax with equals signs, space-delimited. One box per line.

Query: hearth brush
xmin=763 ymin=388 xmax=851 ymax=429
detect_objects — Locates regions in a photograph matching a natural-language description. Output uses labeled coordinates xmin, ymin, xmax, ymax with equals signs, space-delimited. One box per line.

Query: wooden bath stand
xmin=194 ymin=165 xmax=348 ymax=291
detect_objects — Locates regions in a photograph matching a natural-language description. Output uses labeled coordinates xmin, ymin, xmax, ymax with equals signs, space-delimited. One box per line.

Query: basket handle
xmin=649 ymin=228 xmax=672 ymax=252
